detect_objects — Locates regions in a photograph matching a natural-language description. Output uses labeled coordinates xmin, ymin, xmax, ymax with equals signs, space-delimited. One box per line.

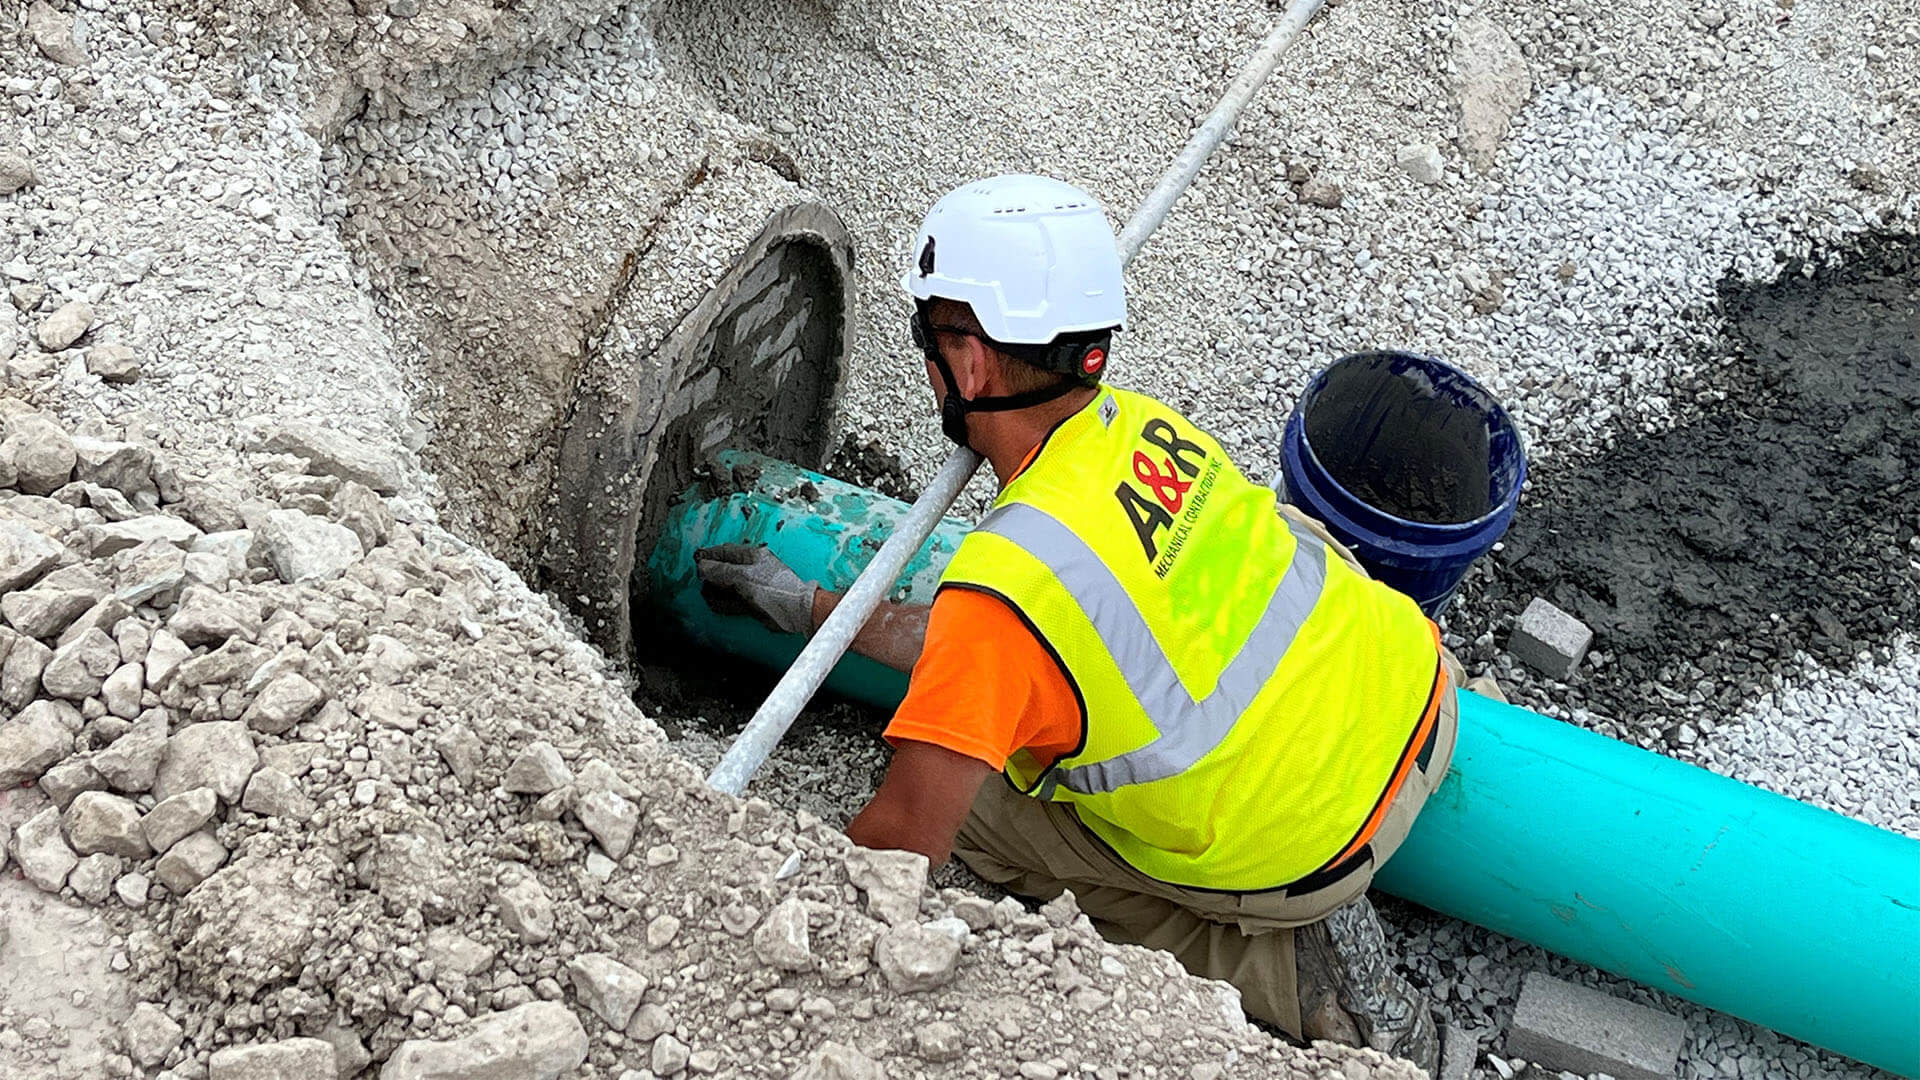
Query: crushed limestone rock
xmin=567 ymin=953 xmax=649 ymax=1029
xmin=209 ymin=1037 xmax=339 ymax=1080
xmin=124 ymin=1001 xmax=186 ymax=1067
xmin=382 ymin=1001 xmax=588 ymax=1080
xmin=12 ymin=805 xmax=78 ymax=891
xmin=844 ymin=846 xmax=930 ymax=927
xmin=0 ymin=11 xmax=1470 ymax=1076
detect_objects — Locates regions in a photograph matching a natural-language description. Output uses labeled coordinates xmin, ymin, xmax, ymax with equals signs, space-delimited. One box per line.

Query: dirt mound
xmin=1466 ymin=234 xmax=1919 ymax=730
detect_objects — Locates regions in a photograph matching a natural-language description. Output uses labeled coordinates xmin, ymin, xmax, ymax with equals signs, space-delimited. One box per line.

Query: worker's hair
xmin=928 ymin=298 xmax=1069 ymax=395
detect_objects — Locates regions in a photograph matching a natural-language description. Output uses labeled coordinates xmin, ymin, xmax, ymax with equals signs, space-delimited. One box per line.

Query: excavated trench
xmin=279 ymin=6 xmax=1920 ymax=1072
xmin=313 ymin=0 xmax=893 ymax=795
xmin=594 ymin=234 xmax=1919 ymax=814
xmin=335 ymin=58 xmax=1915 ymax=1054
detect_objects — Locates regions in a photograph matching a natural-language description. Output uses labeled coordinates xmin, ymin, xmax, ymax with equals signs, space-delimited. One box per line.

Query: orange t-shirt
xmin=883 ymin=586 xmax=1083 ymax=773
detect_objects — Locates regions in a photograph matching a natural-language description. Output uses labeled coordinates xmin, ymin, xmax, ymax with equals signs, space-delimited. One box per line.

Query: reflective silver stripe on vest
xmin=972 ymin=502 xmax=1328 ymax=796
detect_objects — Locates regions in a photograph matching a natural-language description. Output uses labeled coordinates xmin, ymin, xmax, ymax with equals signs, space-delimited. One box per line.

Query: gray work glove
xmin=694 ymin=543 xmax=816 ymax=636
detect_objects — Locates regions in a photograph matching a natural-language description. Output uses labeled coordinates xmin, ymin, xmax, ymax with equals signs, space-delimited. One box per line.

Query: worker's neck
xmin=972 ymin=386 xmax=1099 ymax=488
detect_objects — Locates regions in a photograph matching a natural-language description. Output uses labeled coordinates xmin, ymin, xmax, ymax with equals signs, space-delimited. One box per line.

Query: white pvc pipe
xmin=708 ymin=0 xmax=1327 ymax=794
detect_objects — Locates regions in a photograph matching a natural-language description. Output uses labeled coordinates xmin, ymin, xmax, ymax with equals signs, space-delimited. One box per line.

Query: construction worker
xmin=696 ymin=174 xmax=1457 ymax=1070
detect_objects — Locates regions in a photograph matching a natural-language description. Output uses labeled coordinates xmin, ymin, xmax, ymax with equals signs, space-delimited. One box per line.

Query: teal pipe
xmin=1372 ymin=692 xmax=1920 ymax=1076
xmin=647 ymin=452 xmax=972 ymax=706
xmin=647 ymin=452 xmax=1920 ymax=1076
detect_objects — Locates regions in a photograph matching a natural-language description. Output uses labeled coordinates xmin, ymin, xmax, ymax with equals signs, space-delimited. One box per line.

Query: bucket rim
xmin=1293 ymin=349 xmax=1526 ymax=534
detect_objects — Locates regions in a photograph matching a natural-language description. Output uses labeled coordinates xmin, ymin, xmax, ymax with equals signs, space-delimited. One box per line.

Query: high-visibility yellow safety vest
xmin=941 ymin=387 xmax=1445 ymax=891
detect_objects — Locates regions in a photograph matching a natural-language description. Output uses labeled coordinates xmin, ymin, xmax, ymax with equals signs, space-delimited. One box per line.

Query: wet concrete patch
xmin=1460 ymin=234 xmax=1919 ymax=729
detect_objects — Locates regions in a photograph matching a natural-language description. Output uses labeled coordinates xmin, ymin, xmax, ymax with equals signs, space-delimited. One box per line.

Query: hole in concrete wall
xmin=626 ymin=235 xmax=847 ymax=626
xmin=1455 ymin=233 xmax=1919 ymax=731
xmin=543 ymin=198 xmax=856 ymax=662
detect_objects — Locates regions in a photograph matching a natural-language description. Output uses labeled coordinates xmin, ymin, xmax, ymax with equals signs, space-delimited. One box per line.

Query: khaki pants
xmin=953 ymin=504 xmax=1462 ymax=1037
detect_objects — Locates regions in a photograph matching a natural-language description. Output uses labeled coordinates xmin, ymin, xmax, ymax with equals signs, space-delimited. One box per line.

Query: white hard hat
xmin=902 ymin=174 xmax=1127 ymax=345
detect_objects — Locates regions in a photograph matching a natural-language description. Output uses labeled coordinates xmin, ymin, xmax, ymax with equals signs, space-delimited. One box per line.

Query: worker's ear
xmin=950 ymin=335 xmax=997 ymax=399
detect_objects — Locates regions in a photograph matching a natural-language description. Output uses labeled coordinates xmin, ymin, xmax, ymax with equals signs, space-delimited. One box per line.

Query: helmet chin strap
xmin=915 ymin=302 xmax=1087 ymax=450
xmin=926 ymin=338 xmax=1082 ymax=450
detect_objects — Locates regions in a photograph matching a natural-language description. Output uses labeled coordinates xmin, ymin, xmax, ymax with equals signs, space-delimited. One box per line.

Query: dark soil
xmin=1305 ymin=353 xmax=1495 ymax=525
xmin=1454 ymin=233 xmax=1920 ymax=732
xmin=631 ymin=648 xmax=880 ymax=741
xmin=827 ymin=432 xmax=919 ymax=503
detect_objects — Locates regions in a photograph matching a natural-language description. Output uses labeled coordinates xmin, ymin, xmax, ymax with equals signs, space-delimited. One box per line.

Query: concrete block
xmin=1508 ymin=597 xmax=1592 ymax=679
xmin=1506 ymin=972 xmax=1684 ymax=1080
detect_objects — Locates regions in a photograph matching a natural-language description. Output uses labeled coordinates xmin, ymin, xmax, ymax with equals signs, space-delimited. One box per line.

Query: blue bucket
xmin=1277 ymin=351 xmax=1525 ymax=617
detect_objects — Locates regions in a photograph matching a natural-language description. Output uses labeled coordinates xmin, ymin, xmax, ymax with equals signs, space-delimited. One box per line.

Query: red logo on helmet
xmin=1083 ymin=348 xmax=1106 ymax=374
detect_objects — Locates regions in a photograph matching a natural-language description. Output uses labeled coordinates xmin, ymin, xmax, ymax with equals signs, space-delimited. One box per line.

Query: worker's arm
xmin=694 ymin=544 xmax=929 ymax=672
xmin=811 ymin=589 xmax=929 ymax=673
xmin=844 ymin=739 xmax=993 ymax=867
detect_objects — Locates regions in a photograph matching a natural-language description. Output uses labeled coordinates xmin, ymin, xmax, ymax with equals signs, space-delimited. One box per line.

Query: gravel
xmin=0 ymin=402 xmax=1356 ymax=1080
xmin=1682 ymin=638 xmax=1920 ymax=839
xmin=1 ymin=0 xmax=1912 ymax=1077
xmin=653 ymin=1 xmax=1916 ymax=1078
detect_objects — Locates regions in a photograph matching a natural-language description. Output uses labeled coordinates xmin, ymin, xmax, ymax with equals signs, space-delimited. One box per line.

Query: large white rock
xmin=244 ymin=672 xmax=325 ymax=734
xmin=85 ymin=343 xmax=141 ymax=384
xmin=108 ymin=543 xmax=185 ymax=609
xmin=26 ymin=1 xmax=88 ymax=66
xmin=0 ymin=515 xmax=64 ymax=591
xmin=64 ymin=790 xmax=151 ymax=859
xmin=144 ymin=628 xmax=192 ymax=689
xmin=873 ymin=922 xmax=964 ymax=993
xmin=241 ymin=768 xmax=315 ymax=820
xmin=494 ymin=875 xmax=554 ymax=943
xmin=257 ymin=509 xmax=363 ymax=583
xmin=124 ymin=1002 xmax=186 ymax=1068
xmin=154 ymin=830 xmax=228 ymax=893
xmin=575 ymin=788 xmax=638 ymax=860
xmin=12 ymin=805 xmax=78 ymax=892
xmin=168 ymin=585 xmax=263 ymax=646
xmin=753 ymin=897 xmax=813 ymax=972
xmin=502 ymin=740 xmax=571 ymax=794
xmin=68 ymin=852 xmax=125 ymax=902
xmin=1395 ymin=141 xmax=1447 ymax=185
xmin=143 ymin=787 xmax=218 ymax=852
xmin=0 ymin=633 xmax=53 ymax=710
xmin=209 ymin=1037 xmax=337 ymax=1080
xmin=1 ymin=583 xmax=98 ymax=639
xmin=153 ymin=720 xmax=259 ymax=803
xmin=83 ymin=514 xmax=201 ymax=557
xmin=94 ymin=709 xmax=169 ymax=792
xmin=35 ymin=299 xmax=95 ymax=351
xmin=0 ymin=697 xmax=76 ymax=785
xmin=381 ymin=1002 xmax=587 ymax=1080
xmin=651 ymin=1034 xmax=689 ymax=1076
xmin=0 ymin=152 xmax=35 ymax=196
xmin=70 ymin=437 xmax=158 ymax=502
xmin=424 ymin=928 xmax=495 ymax=977
xmin=1451 ymin=16 xmax=1531 ymax=172
xmin=41 ymin=626 xmax=120 ymax=699
xmin=844 ymin=846 xmax=929 ymax=927
xmin=257 ymin=422 xmax=405 ymax=495
xmin=175 ymin=638 xmax=270 ymax=691
xmin=1 ymin=413 xmax=75 ymax=495
xmin=100 ymin=661 xmax=144 ymax=718
xmin=566 ymin=953 xmax=647 ymax=1029
xmin=190 ymin=530 xmax=255 ymax=580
